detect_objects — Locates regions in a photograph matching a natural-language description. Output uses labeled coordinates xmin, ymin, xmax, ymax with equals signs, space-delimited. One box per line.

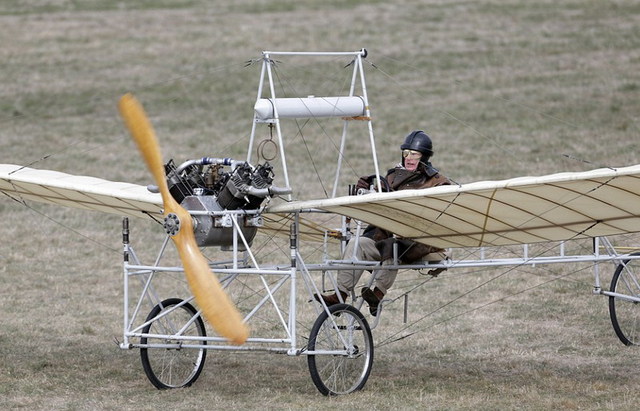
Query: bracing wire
xmin=5 ymin=51 xmax=636 ymax=348
xmin=249 ymin=55 xmax=630 ymax=340
xmin=1 ymin=190 xmax=121 ymax=254
xmin=267 ymin=57 xmax=371 ymax=196
xmin=269 ymin=64 xmax=334 ymax=198
xmin=371 ymin=173 xmax=626 ymax=346
xmin=3 ymin=59 xmax=259 ymax=253
xmin=376 ymin=220 xmax=603 ymax=348
xmin=363 ymin=55 xmax=626 ymax=169
xmin=320 ymin=54 xmax=636 ymax=348
xmin=378 ymin=262 xmax=595 ymax=348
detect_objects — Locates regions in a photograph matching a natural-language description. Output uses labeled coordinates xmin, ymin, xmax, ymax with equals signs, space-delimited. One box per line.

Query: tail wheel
xmin=140 ymin=298 xmax=207 ymax=389
xmin=307 ymin=304 xmax=374 ymax=395
xmin=609 ymin=252 xmax=640 ymax=346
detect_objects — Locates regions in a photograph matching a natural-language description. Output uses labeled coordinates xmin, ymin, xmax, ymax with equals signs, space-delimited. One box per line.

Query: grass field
xmin=2 ymin=1 xmax=640 ymax=409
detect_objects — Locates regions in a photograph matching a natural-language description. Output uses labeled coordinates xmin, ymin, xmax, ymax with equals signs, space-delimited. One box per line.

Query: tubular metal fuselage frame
xmin=119 ymin=211 xmax=640 ymax=354
xmin=119 ymin=49 xmax=640 ymax=359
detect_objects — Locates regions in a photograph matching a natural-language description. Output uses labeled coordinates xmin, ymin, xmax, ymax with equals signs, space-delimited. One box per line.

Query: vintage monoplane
xmin=2 ymin=50 xmax=640 ymax=395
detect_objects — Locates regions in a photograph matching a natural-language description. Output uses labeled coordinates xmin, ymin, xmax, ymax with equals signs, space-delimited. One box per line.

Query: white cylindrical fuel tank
xmin=254 ymin=96 xmax=365 ymax=120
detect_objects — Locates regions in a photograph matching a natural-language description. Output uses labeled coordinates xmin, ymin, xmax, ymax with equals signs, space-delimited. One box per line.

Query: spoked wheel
xmin=307 ymin=303 xmax=374 ymax=395
xmin=609 ymin=252 xmax=640 ymax=346
xmin=140 ymin=298 xmax=207 ymax=389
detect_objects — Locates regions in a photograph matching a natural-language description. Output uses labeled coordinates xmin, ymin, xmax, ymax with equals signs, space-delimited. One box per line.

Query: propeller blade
xmin=118 ymin=93 xmax=249 ymax=345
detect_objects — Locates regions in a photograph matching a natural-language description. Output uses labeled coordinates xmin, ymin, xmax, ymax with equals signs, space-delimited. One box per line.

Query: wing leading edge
xmin=0 ymin=164 xmax=335 ymax=241
xmin=0 ymin=164 xmax=163 ymax=218
xmin=265 ymin=164 xmax=640 ymax=249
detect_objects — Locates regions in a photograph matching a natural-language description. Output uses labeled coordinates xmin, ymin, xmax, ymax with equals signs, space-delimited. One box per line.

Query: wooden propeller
xmin=118 ymin=93 xmax=249 ymax=345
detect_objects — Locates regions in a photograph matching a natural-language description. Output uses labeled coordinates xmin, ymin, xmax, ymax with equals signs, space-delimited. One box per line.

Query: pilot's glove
xmin=356 ymin=175 xmax=374 ymax=191
xmin=353 ymin=175 xmax=377 ymax=195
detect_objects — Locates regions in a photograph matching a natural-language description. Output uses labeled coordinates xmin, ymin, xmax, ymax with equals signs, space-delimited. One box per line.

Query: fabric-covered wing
xmin=0 ymin=164 xmax=337 ymax=240
xmin=266 ymin=164 xmax=640 ymax=249
xmin=0 ymin=164 xmax=163 ymax=218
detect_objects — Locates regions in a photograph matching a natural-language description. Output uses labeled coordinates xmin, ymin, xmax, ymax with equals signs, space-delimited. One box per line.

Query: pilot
xmin=315 ymin=130 xmax=451 ymax=315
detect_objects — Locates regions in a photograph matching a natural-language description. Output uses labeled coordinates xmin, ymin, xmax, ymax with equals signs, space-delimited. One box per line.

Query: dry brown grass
xmin=2 ymin=0 xmax=640 ymax=409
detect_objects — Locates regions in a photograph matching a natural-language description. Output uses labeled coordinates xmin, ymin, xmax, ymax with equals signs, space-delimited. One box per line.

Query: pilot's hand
xmin=355 ymin=176 xmax=371 ymax=191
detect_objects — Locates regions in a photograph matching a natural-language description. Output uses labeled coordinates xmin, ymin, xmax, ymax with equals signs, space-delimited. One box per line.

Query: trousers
xmin=336 ymin=236 xmax=397 ymax=295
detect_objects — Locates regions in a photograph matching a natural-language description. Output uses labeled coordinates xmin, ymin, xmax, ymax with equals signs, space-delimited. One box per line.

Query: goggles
xmin=402 ymin=149 xmax=422 ymax=159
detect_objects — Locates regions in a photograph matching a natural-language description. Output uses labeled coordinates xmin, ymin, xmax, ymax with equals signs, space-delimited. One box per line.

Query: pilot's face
xmin=402 ymin=149 xmax=422 ymax=171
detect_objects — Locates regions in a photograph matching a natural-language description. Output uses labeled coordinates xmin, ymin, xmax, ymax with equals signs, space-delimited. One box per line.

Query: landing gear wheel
xmin=307 ymin=303 xmax=374 ymax=395
xmin=609 ymin=252 xmax=640 ymax=346
xmin=140 ymin=298 xmax=207 ymax=389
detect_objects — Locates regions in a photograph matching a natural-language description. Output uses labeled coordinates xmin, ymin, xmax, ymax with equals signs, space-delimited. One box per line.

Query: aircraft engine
xmin=159 ymin=157 xmax=289 ymax=249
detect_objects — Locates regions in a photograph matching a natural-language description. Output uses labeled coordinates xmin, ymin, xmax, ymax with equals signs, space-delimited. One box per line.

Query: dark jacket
xmin=357 ymin=161 xmax=451 ymax=263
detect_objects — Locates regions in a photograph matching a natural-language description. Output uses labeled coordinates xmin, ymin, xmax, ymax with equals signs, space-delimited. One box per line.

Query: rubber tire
xmin=140 ymin=298 xmax=207 ymax=389
xmin=307 ymin=303 xmax=374 ymax=395
xmin=609 ymin=252 xmax=640 ymax=346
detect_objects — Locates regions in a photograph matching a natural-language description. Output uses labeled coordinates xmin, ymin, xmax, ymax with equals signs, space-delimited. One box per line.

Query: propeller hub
xmin=163 ymin=213 xmax=181 ymax=236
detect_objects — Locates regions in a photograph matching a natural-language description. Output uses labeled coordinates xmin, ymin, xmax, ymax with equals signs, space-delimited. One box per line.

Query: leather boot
xmin=361 ymin=287 xmax=384 ymax=316
xmin=314 ymin=290 xmax=347 ymax=306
